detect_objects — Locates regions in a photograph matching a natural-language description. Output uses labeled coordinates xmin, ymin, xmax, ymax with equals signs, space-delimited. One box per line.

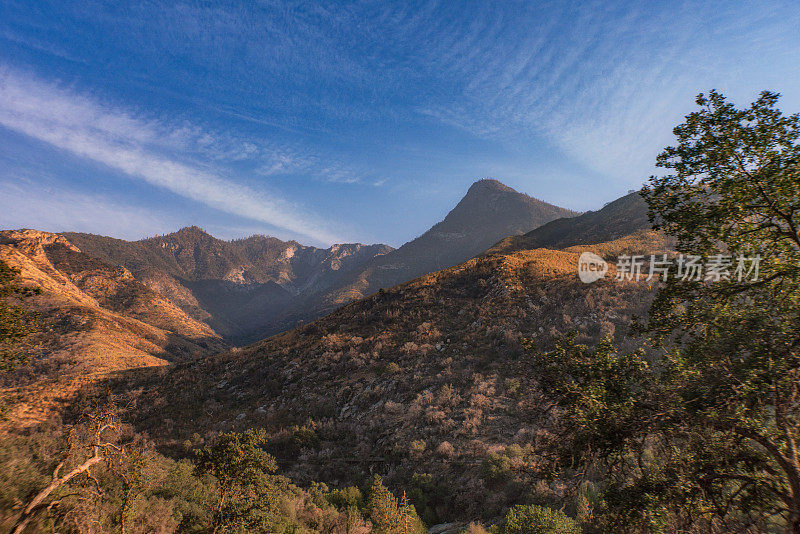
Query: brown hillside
xmin=111 ymin=229 xmax=672 ymax=523
xmin=0 ymin=229 xmax=226 ymax=431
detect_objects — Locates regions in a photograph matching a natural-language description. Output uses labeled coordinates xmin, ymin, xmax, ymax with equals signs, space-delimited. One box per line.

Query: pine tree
xmin=399 ymin=491 xmax=411 ymax=534
xmin=367 ymin=475 xmax=400 ymax=534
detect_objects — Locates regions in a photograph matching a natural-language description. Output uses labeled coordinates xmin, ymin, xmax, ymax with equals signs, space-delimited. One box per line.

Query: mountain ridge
xmin=62 ymin=228 xmax=394 ymax=341
xmin=488 ymin=191 xmax=651 ymax=254
xmin=61 ymin=179 xmax=578 ymax=342
xmin=262 ymin=179 xmax=580 ymax=337
xmin=0 ymin=228 xmax=227 ymax=430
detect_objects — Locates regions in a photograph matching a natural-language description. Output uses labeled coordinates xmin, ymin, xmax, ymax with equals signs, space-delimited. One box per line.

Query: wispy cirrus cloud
xmin=254 ymin=147 xmax=375 ymax=185
xmin=3 ymin=1 xmax=799 ymax=245
xmin=0 ymin=67 xmax=344 ymax=244
xmin=0 ymin=178 xmax=281 ymax=242
xmin=402 ymin=1 xmax=800 ymax=181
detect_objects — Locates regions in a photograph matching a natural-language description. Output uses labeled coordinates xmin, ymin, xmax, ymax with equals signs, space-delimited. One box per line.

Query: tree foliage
xmin=3 ymin=422 xmax=425 ymax=533
xmin=194 ymin=429 xmax=291 ymax=533
xmin=643 ymin=90 xmax=800 ymax=531
xmin=529 ymin=90 xmax=800 ymax=532
xmin=366 ymin=475 xmax=425 ymax=534
xmin=525 ymin=334 xmax=654 ymax=469
xmin=501 ymin=504 xmax=580 ymax=534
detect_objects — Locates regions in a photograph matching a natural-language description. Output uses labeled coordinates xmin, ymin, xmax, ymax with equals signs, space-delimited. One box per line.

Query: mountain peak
xmin=148 ymin=226 xmax=220 ymax=245
xmin=464 ymin=178 xmax=517 ymax=196
xmin=442 ymin=179 xmax=574 ymax=230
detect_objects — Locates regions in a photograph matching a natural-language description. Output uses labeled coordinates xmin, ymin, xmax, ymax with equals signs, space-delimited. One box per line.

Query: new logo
xmin=578 ymin=252 xmax=608 ymax=283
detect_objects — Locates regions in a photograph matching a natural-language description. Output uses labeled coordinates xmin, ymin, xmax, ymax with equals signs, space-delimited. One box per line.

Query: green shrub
xmin=505 ymin=378 xmax=521 ymax=396
xmin=326 ymin=486 xmax=364 ymax=509
xmin=268 ymin=425 xmax=320 ymax=458
xmin=502 ymin=504 xmax=580 ymax=534
xmin=409 ymin=439 xmax=426 ymax=456
xmin=482 ymin=452 xmax=512 ymax=483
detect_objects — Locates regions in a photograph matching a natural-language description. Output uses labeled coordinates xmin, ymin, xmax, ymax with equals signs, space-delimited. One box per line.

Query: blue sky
xmin=1 ymin=1 xmax=799 ymax=246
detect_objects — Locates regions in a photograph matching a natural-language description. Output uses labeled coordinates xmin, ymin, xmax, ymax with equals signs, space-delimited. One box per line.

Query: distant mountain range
xmin=63 ymin=227 xmax=394 ymax=342
xmin=54 ymin=179 xmax=577 ymax=343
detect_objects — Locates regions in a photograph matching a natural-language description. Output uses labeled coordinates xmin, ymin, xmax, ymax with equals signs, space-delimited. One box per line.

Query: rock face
xmin=63 ymin=228 xmax=393 ymax=343
xmin=64 ymin=227 xmax=393 ymax=295
xmin=428 ymin=523 xmax=468 ymax=534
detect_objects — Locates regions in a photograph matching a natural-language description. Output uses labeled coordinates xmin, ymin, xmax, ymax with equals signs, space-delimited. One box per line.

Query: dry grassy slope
xmin=0 ymin=229 xmax=226 ymax=431
xmin=118 ymin=230 xmax=672 ymax=520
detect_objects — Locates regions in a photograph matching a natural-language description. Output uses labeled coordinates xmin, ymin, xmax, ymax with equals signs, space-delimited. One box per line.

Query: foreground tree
xmin=531 ymin=90 xmax=800 ymax=532
xmin=644 ymin=89 xmax=800 ymax=531
xmin=366 ymin=475 xmax=424 ymax=534
xmin=10 ymin=409 xmax=126 ymax=534
xmin=195 ymin=429 xmax=294 ymax=534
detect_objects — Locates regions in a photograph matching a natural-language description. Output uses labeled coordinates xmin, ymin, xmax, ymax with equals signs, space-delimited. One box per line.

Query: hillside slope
xmin=0 ymin=229 xmax=226 ymax=430
xmin=489 ymin=191 xmax=651 ymax=254
xmin=260 ymin=179 xmax=580 ymax=337
xmin=113 ymin=227 xmax=672 ymax=523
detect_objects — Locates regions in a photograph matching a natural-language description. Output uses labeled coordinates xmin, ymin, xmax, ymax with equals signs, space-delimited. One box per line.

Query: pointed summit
xmin=308 ymin=179 xmax=579 ymax=323
xmin=463 ymin=178 xmax=517 ymax=196
xmin=438 ymin=179 xmax=578 ymax=234
xmin=168 ymin=226 xmax=215 ymax=241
